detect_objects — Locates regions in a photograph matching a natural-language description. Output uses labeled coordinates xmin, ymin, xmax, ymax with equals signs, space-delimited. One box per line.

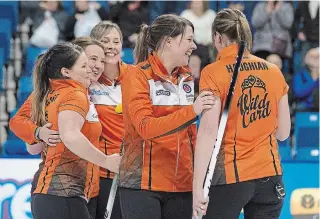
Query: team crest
xmin=183 ymin=84 xmax=192 ymax=93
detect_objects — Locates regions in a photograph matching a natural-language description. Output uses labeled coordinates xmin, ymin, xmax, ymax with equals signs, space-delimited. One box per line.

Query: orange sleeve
xmin=58 ymin=90 xmax=89 ymax=119
xmin=122 ymin=68 xmax=197 ymax=140
xmin=199 ymin=66 xmax=221 ymax=97
xmin=9 ymin=93 xmax=39 ymax=144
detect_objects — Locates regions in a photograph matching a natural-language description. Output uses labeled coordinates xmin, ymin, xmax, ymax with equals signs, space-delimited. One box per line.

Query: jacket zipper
xmin=154 ymin=72 xmax=192 ymax=191
xmin=174 ymin=132 xmax=180 ymax=191
xmin=187 ymin=128 xmax=194 ymax=170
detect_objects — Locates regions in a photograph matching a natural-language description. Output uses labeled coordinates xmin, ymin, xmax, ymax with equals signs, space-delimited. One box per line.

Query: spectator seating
xmin=0 ymin=0 xmax=318 ymax=162
xmin=121 ymin=48 xmax=134 ymax=64
xmin=62 ymin=0 xmax=75 ymax=15
xmin=0 ymin=48 xmax=4 ymax=92
xmin=25 ymin=46 xmax=48 ymax=76
xmin=0 ymin=2 xmax=19 ymax=33
xmin=278 ymin=138 xmax=292 ymax=161
xmin=0 ymin=18 xmax=12 ymax=62
xmin=2 ymin=109 xmax=29 ymax=156
xmin=293 ymin=112 xmax=319 ymax=161
xmin=17 ymin=76 xmax=33 ymax=108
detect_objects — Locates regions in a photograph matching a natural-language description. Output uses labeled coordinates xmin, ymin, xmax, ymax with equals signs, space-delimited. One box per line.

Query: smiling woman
xmin=9 ymin=37 xmax=119 ymax=219
xmin=72 ymin=36 xmax=106 ymax=83
xmin=89 ymin=21 xmax=132 ymax=219
xmin=118 ymin=14 xmax=216 ymax=219
xmin=9 ymin=42 xmax=121 ymax=219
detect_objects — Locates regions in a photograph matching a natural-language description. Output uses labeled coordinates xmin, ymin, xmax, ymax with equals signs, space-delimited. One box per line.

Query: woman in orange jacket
xmin=12 ymin=21 xmax=131 ymax=218
xmin=9 ymin=42 xmax=121 ymax=219
xmin=11 ymin=21 xmax=131 ymax=219
xmin=193 ymin=9 xmax=290 ymax=219
xmin=89 ymin=21 xmax=131 ymax=219
xmin=118 ymin=14 xmax=215 ymax=219
xmin=9 ymin=37 xmax=116 ymax=219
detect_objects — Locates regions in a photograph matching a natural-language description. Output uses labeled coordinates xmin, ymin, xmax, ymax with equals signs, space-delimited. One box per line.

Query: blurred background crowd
xmin=0 ymin=0 xmax=318 ymax=161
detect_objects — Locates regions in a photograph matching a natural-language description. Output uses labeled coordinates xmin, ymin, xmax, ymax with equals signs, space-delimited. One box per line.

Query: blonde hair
xmin=90 ymin=21 xmax=123 ymax=42
xmin=72 ymin=36 xmax=105 ymax=51
xmin=212 ymin=8 xmax=252 ymax=51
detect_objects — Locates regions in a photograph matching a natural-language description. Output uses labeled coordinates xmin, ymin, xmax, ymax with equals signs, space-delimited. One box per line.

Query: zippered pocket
xmin=187 ymin=127 xmax=194 ymax=170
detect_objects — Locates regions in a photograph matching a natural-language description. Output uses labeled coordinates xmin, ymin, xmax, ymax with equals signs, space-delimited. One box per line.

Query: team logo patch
xmin=183 ymin=84 xmax=192 ymax=93
xmin=156 ymin=89 xmax=171 ymax=96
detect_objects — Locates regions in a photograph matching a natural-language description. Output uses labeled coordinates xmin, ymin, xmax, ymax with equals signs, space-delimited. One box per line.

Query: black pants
xmin=96 ymin=177 xmax=122 ymax=219
xmin=119 ymin=187 xmax=192 ymax=219
xmin=31 ymin=194 xmax=92 ymax=219
xmin=88 ymin=196 xmax=98 ymax=219
xmin=204 ymin=176 xmax=285 ymax=219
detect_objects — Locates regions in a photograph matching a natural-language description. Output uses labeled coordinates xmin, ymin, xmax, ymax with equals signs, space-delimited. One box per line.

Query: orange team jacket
xmin=119 ymin=52 xmax=198 ymax=192
xmin=89 ymin=61 xmax=131 ymax=179
xmin=200 ymin=44 xmax=289 ymax=185
xmin=9 ymin=79 xmax=102 ymax=199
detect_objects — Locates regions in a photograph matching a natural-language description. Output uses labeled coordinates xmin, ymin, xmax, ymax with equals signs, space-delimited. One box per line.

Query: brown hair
xmin=90 ymin=21 xmax=123 ymax=42
xmin=134 ymin=14 xmax=194 ymax=64
xmin=31 ymin=43 xmax=83 ymax=126
xmin=72 ymin=36 xmax=105 ymax=52
xmin=212 ymin=8 xmax=252 ymax=51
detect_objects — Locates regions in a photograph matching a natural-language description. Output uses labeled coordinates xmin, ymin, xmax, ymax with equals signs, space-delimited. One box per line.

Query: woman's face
xmin=189 ymin=55 xmax=201 ymax=79
xmin=75 ymin=0 xmax=89 ymax=12
xmin=166 ymin=25 xmax=197 ymax=67
xmin=190 ymin=0 xmax=204 ymax=13
xmin=64 ymin=52 xmax=91 ymax=88
xmin=305 ymin=48 xmax=319 ymax=70
xmin=100 ymin=28 xmax=123 ymax=65
xmin=84 ymin=45 xmax=105 ymax=83
xmin=43 ymin=1 xmax=59 ymax=12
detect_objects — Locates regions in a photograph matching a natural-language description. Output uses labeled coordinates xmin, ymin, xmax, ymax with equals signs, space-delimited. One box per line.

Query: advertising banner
xmin=0 ymin=158 xmax=318 ymax=219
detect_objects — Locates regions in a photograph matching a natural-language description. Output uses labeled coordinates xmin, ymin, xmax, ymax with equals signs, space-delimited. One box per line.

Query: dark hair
xmin=31 ymin=42 xmax=83 ymax=126
xmin=41 ymin=0 xmax=64 ymax=11
xmin=72 ymin=36 xmax=105 ymax=52
xmin=212 ymin=8 xmax=252 ymax=51
xmin=134 ymin=14 xmax=194 ymax=63
xmin=90 ymin=21 xmax=123 ymax=43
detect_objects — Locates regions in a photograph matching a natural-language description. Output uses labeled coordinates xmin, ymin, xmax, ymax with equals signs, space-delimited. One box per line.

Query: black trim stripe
xmin=60 ymin=104 xmax=86 ymax=114
xmin=233 ymin=133 xmax=239 ymax=182
xmin=187 ymin=128 xmax=194 ymax=169
xmin=87 ymin=164 xmax=94 ymax=197
xmin=148 ymin=140 xmax=153 ymax=190
xmin=104 ymin=139 xmax=107 ymax=155
xmin=151 ymin=117 xmax=197 ymax=139
xmin=140 ymin=63 xmax=151 ymax=70
xmin=269 ymin=135 xmax=279 ymax=175
xmin=40 ymin=159 xmax=54 ymax=193
xmin=103 ymin=138 xmax=111 ymax=178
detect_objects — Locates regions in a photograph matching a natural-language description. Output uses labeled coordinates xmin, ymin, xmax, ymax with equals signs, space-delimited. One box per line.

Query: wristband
xmin=34 ymin=127 xmax=41 ymax=141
